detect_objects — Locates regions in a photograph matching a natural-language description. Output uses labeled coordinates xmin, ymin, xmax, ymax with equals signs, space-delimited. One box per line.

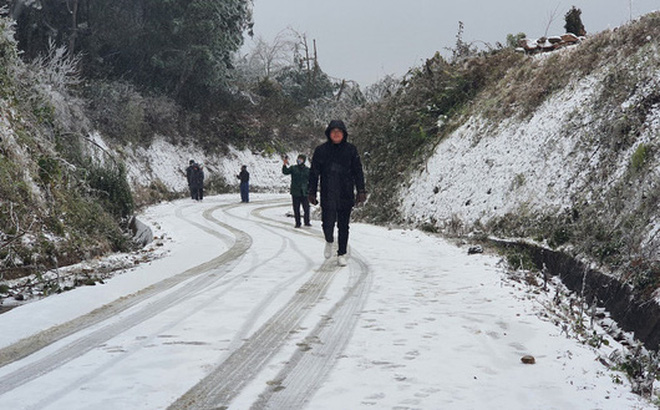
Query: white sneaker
xmin=324 ymin=242 xmax=333 ymax=259
xmin=337 ymin=255 xmax=347 ymax=267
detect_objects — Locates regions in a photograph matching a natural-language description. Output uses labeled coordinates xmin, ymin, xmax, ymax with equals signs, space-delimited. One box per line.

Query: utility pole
xmin=629 ymin=0 xmax=633 ymax=21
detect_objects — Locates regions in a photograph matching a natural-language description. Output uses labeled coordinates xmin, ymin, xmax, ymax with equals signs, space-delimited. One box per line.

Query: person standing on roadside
xmin=237 ymin=165 xmax=250 ymax=203
xmin=282 ymin=154 xmax=311 ymax=228
xmin=308 ymin=120 xmax=366 ymax=266
xmin=186 ymin=159 xmax=196 ymax=200
xmin=186 ymin=159 xmax=204 ymax=201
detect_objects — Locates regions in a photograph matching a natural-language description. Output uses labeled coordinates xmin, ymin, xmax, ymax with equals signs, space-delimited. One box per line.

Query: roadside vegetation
xmin=351 ymin=12 xmax=660 ymax=299
xmin=1 ymin=8 xmax=133 ymax=280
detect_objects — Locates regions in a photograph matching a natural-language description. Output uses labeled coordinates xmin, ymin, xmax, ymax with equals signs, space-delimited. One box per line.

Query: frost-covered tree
xmin=238 ymin=29 xmax=335 ymax=107
xmin=243 ymin=31 xmax=297 ymax=80
xmin=138 ymin=0 xmax=253 ymax=104
xmin=7 ymin=0 xmax=254 ymax=106
xmin=300 ymin=79 xmax=364 ymax=129
xmin=506 ymin=33 xmax=526 ymax=49
xmin=363 ymin=75 xmax=401 ymax=104
xmin=564 ymin=6 xmax=586 ymax=36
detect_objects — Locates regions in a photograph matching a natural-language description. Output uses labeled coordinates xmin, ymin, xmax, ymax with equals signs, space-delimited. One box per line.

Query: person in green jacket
xmin=282 ymin=154 xmax=311 ymax=228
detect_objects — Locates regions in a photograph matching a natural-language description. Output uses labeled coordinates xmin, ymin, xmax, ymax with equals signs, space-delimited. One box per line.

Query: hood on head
xmin=324 ymin=120 xmax=348 ymax=142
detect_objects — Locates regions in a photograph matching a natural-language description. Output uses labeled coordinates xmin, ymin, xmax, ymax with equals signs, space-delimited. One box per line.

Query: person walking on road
xmin=308 ymin=120 xmax=366 ymax=266
xmin=282 ymin=154 xmax=311 ymax=228
xmin=237 ymin=165 xmax=250 ymax=203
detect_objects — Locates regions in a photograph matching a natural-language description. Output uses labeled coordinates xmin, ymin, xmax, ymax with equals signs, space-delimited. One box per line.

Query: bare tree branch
xmin=544 ymin=3 xmax=562 ymax=37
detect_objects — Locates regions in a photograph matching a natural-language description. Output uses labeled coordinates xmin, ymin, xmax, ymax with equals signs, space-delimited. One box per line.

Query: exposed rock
xmin=129 ymin=216 xmax=153 ymax=247
xmin=518 ymin=38 xmax=539 ymax=52
xmin=561 ymin=33 xmax=580 ymax=43
xmin=467 ymin=245 xmax=483 ymax=255
xmin=521 ymin=355 xmax=536 ymax=364
xmin=517 ymin=33 xmax=583 ymax=54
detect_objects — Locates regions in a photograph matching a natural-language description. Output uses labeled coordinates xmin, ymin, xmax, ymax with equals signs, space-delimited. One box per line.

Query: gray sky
xmin=246 ymin=0 xmax=659 ymax=86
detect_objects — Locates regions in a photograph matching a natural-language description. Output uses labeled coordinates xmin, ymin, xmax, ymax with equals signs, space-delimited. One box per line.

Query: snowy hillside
xmin=87 ymin=130 xmax=306 ymax=195
xmin=108 ymin=135 xmax=295 ymax=193
xmin=402 ymin=57 xmax=659 ymax=246
xmin=384 ymin=16 xmax=660 ymax=300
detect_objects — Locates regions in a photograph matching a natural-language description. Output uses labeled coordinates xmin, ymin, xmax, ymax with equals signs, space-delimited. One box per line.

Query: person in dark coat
xmin=237 ymin=165 xmax=250 ymax=203
xmin=186 ymin=159 xmax=196 ymax=199
xmin=282 ymin=154 xmax=311 ymax=228
xmin=308 ymin=120 xmax=366 ymax=266
xmin=186 ymin=159 xmax=204 ymax=201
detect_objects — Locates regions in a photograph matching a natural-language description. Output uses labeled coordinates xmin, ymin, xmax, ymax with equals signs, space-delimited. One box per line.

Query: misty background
xmin=246 ymin=0 xmax=660 ymax=85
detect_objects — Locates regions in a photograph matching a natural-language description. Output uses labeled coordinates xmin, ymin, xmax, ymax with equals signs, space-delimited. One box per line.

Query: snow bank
xmin=401 ymin=58 xmax=659 ymax=247
xmin=94 ymin=136 xmax=297 ymax=193
xmin=401 ymin=73 xmax=603 ymax=225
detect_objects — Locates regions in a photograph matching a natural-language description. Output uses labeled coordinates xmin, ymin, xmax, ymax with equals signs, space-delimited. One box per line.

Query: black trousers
xmin=292 ymin=196 xmax=310 ymax=226
xmin=191 ymin=186 xmax=203 ymax=200
xmin=322 ymin=208 xmax=351 ymax=255
xmin=240 ymin=182 xmax=249 ymax=202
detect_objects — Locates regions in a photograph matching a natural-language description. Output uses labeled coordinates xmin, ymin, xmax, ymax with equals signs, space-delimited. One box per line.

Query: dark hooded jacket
xmin=308 ymin=120 xmax=365 ymax=210
xmin=187 ymin=162 xmax=204 ymax=189
xmin=238 ymin=167 xmax=249 ymax=183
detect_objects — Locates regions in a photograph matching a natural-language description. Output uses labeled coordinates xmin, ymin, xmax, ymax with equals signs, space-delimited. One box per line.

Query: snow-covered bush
xmin=0 ymin=7 xmax=19 ymax=96
xmin=29 ymin=39 xmax=81 ymax=92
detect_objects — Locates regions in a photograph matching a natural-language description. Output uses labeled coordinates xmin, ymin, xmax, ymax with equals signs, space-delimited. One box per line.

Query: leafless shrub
xmin=143 ymin=94 xmax=180 ymax=140
xmin=83 ymin=81 xmax=147 ymax=143
xmin=443 ymin=214 xmax=465 ymax=236
xmin=0 ymin=6 xmax=21 ymax=88
xmin=299 ymin=80 xmax=364 ymax=129
xmin=363 ymin=75 xmax=402 ymax=104
xmin=29 ymin=39 xmax=81 ymax=92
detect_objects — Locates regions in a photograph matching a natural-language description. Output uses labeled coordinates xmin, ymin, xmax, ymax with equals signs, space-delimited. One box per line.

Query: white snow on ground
xmin=0 ymin=194 xmax=654 ymax=409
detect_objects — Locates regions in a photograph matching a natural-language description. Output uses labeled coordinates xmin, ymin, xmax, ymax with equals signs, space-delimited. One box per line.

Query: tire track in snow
xmin=0 ymin=202 xmax=229 ymax=369
xmin=0 ymin=201 xmax=251 ymax=394
xmin=217 ymin=203 xmax=318 ymax=354
xmin=247 ymin=203 xmax=374 ymax=409
xmin=252 ymin=250 xmax=372 ymax=410
xmin=249 ymin=203 xmax=319 ymax=238
xmin=168 ymin=259 xmax=340 ymax=409
xmin=169 ymin=203 xmax=371 ymax=409
xmin=24 ymin=203 xmax=319 ymax=410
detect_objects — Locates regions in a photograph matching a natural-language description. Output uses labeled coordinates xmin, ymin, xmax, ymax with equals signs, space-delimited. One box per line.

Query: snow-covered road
xmin=0 ymin=194 xmax=653 ymax=409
